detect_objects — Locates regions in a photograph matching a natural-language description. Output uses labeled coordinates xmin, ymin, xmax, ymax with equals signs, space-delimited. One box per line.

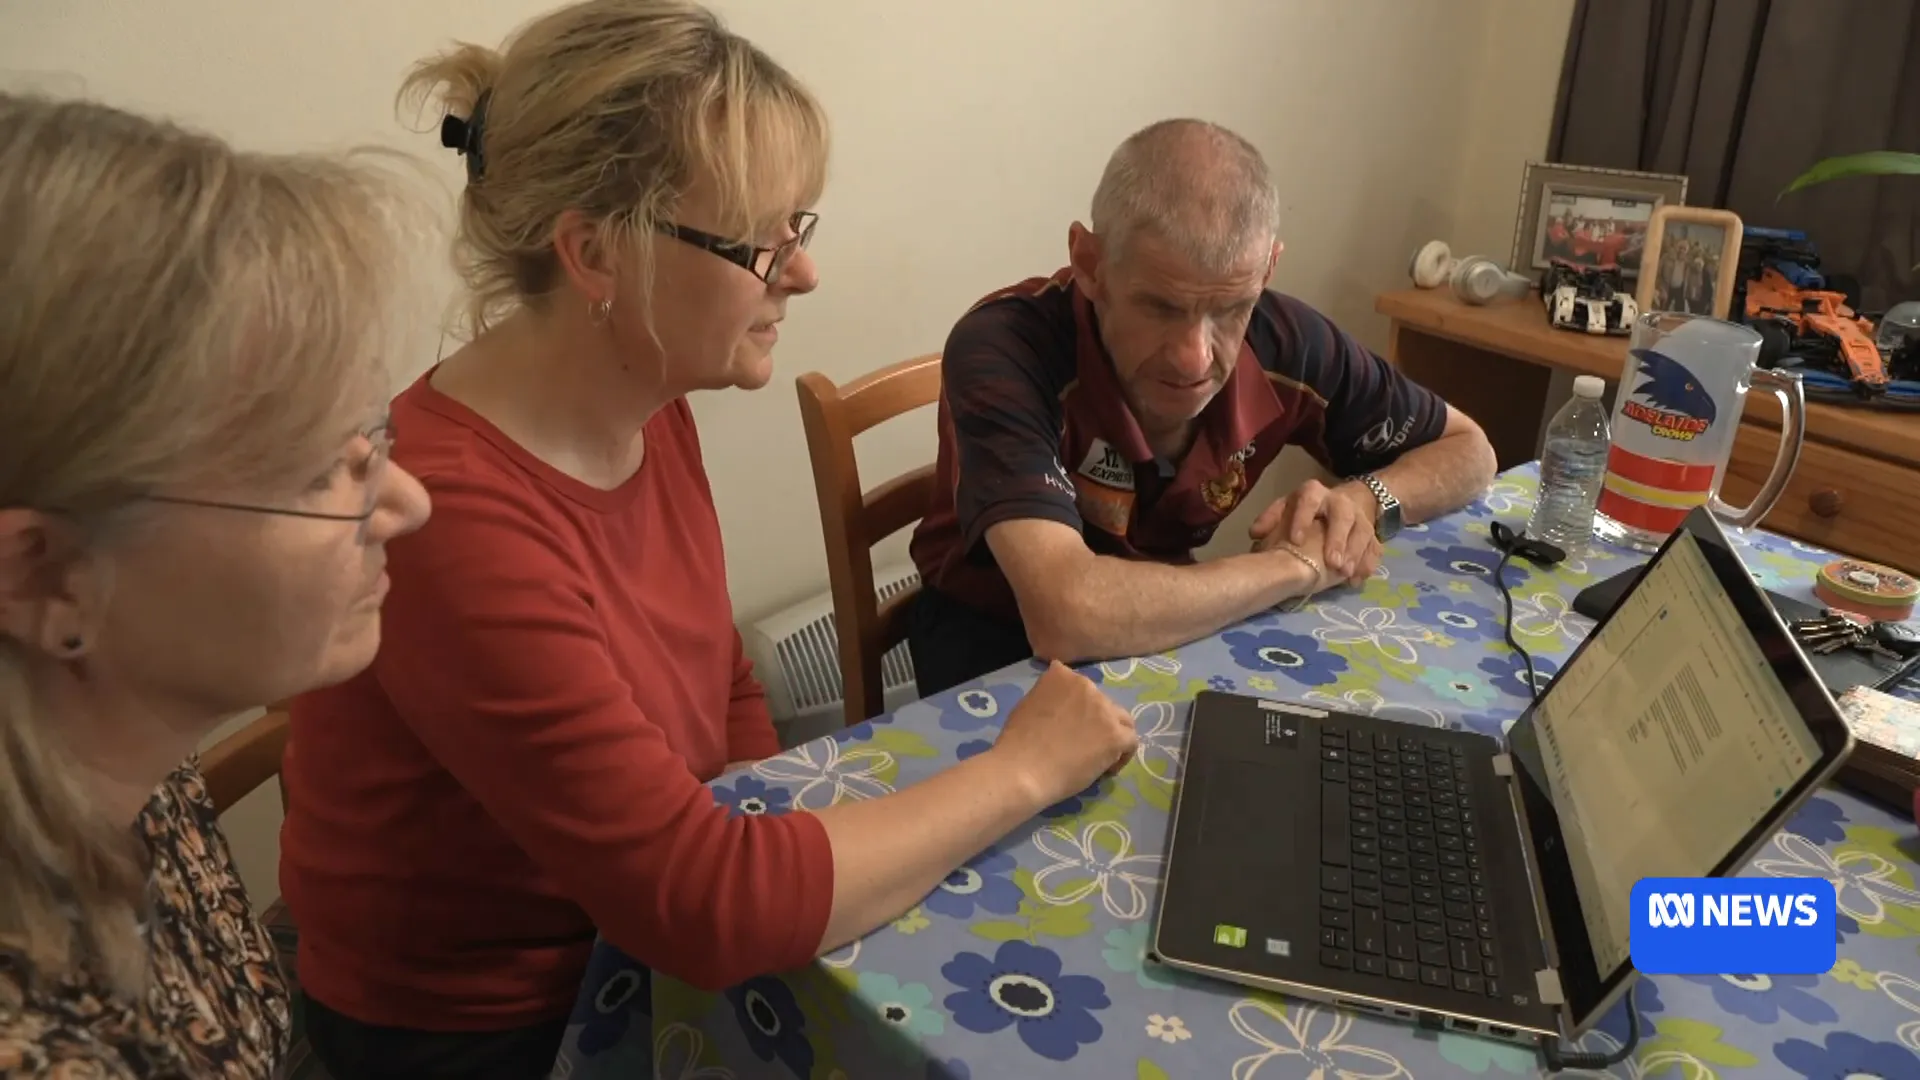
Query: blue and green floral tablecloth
xmin=551 ymin=464 xmax=1920 ymax=1079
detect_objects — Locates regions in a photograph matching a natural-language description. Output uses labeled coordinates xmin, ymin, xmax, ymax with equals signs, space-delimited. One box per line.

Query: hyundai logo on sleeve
xmin=1630 ymin=877 xmax=1837 ymax=975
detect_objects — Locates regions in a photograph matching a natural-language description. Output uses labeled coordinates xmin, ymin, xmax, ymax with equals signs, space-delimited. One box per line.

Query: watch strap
xmin=1356 ymin=473 xmax=1402 ymax=538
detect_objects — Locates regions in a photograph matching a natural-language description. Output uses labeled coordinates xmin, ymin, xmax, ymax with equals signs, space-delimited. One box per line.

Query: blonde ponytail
xmin=394 ymin=0 xmax=829 ymax=336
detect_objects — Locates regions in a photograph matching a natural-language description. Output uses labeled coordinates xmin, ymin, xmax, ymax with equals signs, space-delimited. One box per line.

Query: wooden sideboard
xmin=1375 ymin=287 xmax=1920 ymax=572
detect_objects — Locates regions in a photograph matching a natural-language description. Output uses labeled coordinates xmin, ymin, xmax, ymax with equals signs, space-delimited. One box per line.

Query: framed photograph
xmin=1634 ymin=205 xmax=1744 ymax=320
xmin=1509 ymin=161 xmax=1689 ymax=281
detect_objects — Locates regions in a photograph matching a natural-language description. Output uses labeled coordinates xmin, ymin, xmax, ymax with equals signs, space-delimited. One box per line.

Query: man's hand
xmin=1249 ymin=479 xmax=1381 ymax=584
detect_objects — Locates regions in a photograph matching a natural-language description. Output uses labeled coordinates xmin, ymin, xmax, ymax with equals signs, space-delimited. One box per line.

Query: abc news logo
xmin=1631 ymin=877 xmax=1836 ymax=975
xmin=1645 ymin=891 xmax=1821 ymax=929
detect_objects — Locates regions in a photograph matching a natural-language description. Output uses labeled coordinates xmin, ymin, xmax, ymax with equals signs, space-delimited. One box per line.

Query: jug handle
xmin=1709 ymin=368 xmax=1807 ymax=530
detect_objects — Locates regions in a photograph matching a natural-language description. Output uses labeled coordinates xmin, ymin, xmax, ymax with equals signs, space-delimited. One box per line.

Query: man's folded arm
xmin=986 ymin=518 xmax=1318 ymax=664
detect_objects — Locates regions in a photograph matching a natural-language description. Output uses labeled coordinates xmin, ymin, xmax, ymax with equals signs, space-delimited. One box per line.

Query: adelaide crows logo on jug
xmin=1594 ymin=345 xmax=1729 ymax=536
xmin=1619 ymin=348 xmax=1716 ymax=442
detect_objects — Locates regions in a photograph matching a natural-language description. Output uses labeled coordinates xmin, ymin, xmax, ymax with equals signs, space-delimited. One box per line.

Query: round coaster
xmin=1813 ymin=558 xmax=1919 ymax=622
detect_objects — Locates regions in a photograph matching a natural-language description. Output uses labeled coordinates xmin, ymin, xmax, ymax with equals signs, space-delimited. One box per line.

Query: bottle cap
xmin=1572 ymin=375 xmax=1605 ymax=399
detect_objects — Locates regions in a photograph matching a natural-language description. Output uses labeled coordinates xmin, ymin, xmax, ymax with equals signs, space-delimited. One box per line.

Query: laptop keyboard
xmin=1316 ymin=724 xmax=1508 ymax=1002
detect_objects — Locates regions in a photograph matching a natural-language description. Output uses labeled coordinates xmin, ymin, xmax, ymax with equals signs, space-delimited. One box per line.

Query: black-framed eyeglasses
xmin=657 ymin=211 xmax=817 ymax=284
xmin=146 ymin=420 xmax=395 ymax=536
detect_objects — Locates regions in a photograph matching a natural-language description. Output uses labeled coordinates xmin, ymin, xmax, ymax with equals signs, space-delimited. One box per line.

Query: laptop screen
xmin=1504 ymin=509 xmax=1854 ymax=1030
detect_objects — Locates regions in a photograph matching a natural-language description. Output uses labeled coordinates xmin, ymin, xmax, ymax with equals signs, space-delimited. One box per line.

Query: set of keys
xmin=1789 ymin=611 xmax=1920 ymax=661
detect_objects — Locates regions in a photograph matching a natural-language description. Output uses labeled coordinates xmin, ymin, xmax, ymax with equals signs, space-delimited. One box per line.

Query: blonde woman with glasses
xmin=0 ymin=94 xmax=431 ymax=1076
xmin=278 ymin=1 xmax=1137 ymax=1076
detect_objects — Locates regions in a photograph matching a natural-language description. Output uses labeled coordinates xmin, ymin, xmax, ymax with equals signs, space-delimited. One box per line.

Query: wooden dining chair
xmin=199 ymin=703 xmax=290 ymax=816
xmin=198 ymin=702 xmax=332 ymax=1079
xmin=796 ymin=354 xmax=943 ymax=728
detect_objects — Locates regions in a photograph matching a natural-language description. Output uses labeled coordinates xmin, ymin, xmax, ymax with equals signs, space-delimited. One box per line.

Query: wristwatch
xmin=1355 ymin=473 xmax=1403 ymax=541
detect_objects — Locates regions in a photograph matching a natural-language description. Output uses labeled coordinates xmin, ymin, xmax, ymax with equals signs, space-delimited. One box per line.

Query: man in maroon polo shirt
xmin=906 ymin=119 xmax=1498 ymax=694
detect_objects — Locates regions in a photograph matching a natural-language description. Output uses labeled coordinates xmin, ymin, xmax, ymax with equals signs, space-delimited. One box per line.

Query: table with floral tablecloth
xmin=551 ymin=463 xmax=1920 ymax=1080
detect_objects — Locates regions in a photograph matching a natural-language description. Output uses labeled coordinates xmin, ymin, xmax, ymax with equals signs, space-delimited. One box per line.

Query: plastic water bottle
xmin=1526 ymin=375 xmax=1611 ymax=549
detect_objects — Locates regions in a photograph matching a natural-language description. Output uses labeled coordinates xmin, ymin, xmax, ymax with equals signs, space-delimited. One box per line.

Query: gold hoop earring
xmin=590 ymin=297 xmax=613 ymax=327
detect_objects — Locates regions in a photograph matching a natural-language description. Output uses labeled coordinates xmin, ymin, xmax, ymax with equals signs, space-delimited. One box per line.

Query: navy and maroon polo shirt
xmin=904 ymin=267 xmax=1450 ymax=689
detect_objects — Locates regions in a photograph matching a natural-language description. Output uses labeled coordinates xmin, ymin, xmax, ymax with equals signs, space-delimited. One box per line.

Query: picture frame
xmin=1509 ymin=161 xmax=1690 ymax=281
xmin=1634 ymin=205 xmax=1744 ymax=320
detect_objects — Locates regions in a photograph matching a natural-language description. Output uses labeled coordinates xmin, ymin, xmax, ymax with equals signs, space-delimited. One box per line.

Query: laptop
xmin=1149 ymin=505 xmax=1857 ymax=1045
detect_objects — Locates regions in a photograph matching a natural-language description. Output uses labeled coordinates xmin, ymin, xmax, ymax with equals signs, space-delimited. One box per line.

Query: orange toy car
xmin=1745 ymin=266 xmax=1889 ymax=394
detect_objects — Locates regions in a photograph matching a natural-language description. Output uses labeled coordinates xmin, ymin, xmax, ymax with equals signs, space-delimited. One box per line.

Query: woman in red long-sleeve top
xmin=277 ymin=3 xmax=1138 ymax=1077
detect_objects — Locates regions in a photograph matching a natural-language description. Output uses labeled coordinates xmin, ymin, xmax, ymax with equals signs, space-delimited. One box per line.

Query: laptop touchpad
xmin=1201 ymin=761 xmax=1298 ymax=868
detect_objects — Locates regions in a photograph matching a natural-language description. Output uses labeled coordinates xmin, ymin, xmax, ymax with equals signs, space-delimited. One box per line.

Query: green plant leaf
xmin=1137 ymin=1060 xmax=1171 ymax=1080
xmin=1781 ymin=150 xmax=1920 ymax=197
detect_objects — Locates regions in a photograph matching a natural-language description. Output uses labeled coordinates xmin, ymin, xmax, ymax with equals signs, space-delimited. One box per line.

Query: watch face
xmin=1376 ymin=502 xmax=1403 ymax=541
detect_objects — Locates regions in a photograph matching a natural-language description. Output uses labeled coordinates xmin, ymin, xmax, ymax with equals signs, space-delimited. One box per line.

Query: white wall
xmin=3 ymin=0 xmax=1574 ymax=906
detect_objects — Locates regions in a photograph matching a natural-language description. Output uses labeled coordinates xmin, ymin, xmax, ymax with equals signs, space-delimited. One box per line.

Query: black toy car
xmin=1539 ymin=258 xmax=1637 ymax=335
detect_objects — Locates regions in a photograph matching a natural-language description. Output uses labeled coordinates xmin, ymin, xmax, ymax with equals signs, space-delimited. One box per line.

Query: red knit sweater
xmin=280 ymin=373 xmax=834 ymax=1031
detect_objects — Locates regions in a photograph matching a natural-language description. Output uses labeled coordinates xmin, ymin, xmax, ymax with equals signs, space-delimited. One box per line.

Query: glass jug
xmin=1593 ymin=312 xmax=1807 ymax=552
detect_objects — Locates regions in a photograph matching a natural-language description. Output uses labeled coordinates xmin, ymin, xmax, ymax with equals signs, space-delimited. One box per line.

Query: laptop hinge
xmin=1491 ymin=753 xmax=1514 ymax=778
xmin=1535 ymin=968 xmax=1566 ymax=1007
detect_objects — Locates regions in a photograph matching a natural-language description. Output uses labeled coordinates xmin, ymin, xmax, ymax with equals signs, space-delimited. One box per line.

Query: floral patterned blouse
xmin=0 ymin=762 xmax=290 ymax=1078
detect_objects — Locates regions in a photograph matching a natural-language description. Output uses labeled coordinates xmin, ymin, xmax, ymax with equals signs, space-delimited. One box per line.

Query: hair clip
xmin=438 ymin=89 xmax=491 ymax=183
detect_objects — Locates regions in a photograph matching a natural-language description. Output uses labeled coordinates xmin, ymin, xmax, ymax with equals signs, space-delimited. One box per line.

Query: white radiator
xmin=742 ymin=562 xmax=922 ymax=727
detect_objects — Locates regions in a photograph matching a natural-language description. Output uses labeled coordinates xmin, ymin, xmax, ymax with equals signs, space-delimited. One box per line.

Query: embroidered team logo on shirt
xmin=1201 ymin=440 xmax=1258 ymax=514
xmin=1074 ymin=439 xmax=1135 ymax=536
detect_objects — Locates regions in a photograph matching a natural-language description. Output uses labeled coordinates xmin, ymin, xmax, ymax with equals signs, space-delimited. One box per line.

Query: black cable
xmin=1492 ymin=544 xmax=1540 ymax=702
xmin=1487 ymin=521 xmax=1641 ymax=1072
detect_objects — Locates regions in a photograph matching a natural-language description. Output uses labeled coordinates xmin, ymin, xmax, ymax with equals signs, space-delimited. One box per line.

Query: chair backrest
xmin=198 ymin=703 xmax=291 ymax=816
xmin=796 ymin=354 xmax=942 ymax=727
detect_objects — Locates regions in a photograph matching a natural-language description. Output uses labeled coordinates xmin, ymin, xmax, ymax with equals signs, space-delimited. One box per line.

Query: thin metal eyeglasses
xmin=656 ymin=211 xmax=817 ymax=283
xmin=146 ymin=420 xmax=394 ymax=531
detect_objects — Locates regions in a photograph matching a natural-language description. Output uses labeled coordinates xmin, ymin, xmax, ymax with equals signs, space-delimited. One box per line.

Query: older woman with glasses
xmin=277 ymin=2 xmax=1137 ymax=1077
xmin=0 ymin=92 xmax=430 ymax=1076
